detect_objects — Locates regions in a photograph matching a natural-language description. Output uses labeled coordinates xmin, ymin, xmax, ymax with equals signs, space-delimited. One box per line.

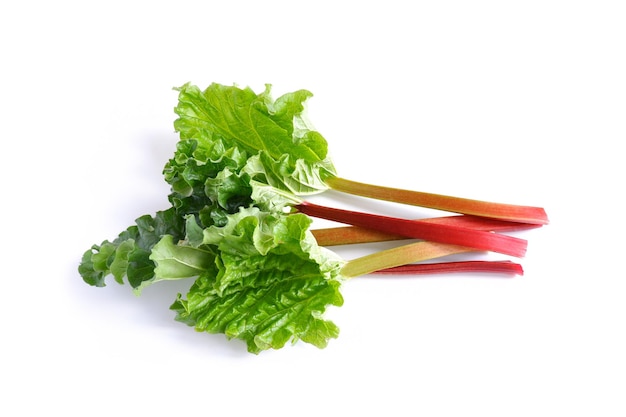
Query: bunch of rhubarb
xmin=79 ymin=82 xmax=547 ymax=353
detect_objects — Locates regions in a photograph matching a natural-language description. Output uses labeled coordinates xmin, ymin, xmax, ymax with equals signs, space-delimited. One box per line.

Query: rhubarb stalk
xmin=341 ymin=241 xmax=473 ymax=278
xmin=311 ymin=214 xmax=542 ymax=246
xmin=374 ymin=261 xmax=524 ymax=276
xmin=296 ymin=201 xmax=528 ymax=258
xmin=326 ymin=177 xmax=549 ymax=225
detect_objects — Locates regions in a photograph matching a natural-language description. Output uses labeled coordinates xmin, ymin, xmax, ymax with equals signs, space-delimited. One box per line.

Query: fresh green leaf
xmin=171 ymin=208 xmax=346 ymax=353
xmin=130 ymin=234 xmax=217 ymax=295
xmin=174 ymin=83 xmax=327 ymax=163
xmin=249 ymin=180 xmax=301 ymax=213
xmin=173 ymin=82 xmax=336 ymax=195
xmin=78 ymin=208 xmax=186 ymax=289
xmin=242 ymin=151 xmax=336 ymax=195
xmin=171 ymin=269 xmax=343 ymax=354
xmin=204 ymin=168 xmax=253 ymax=214
xmin=163 ymin=136 xmax=251 ymax=224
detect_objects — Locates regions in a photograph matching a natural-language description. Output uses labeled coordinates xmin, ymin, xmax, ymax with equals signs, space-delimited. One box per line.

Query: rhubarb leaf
xmin=168 ymin=207 xmax=346 ymax=353
xmin=171 ymin=268 xmax=343 ymax=354
xmin=173 ymin=82 xmax=547 ymax=224
xmin=173 ymin=82 xmax=336 ymax=196
xmin=163 ymin=132 xmax=252 ymax=227
xmin=78 ymin=208 xmax=186 ymax=289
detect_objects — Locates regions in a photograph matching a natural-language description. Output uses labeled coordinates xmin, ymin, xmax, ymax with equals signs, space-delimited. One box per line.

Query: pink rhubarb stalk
xmin=296 ymin=201 xmax=527 ymax=258
xmin=312 ymin=214 xmax=542 ymax=246
xmin=373 ymin=261 xmax=524 ymax=276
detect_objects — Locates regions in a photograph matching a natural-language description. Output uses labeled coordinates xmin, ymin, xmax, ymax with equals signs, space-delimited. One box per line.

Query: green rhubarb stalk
xmin=326 ymin=177 xmax=549 ymax=225
xmin=341 ymin=241 xmax=473 ymax=278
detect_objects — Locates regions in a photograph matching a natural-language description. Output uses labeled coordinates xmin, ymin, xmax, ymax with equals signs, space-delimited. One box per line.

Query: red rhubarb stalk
xmin=296 ymin=201 xmax=527 ymax=258
xmin=373 ymin=261 xmax=524 ymax=276
xmin=312 ymin=214 xmax=542 ymax=246
xmin=326 ymin=177 xmax=549 ymax=225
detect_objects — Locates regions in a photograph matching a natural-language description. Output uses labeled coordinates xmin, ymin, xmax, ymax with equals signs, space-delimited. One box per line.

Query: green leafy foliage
xmin=163 ymin=129 xmax=252 ymax=227
xmin=79 ymin=208 xmax=186 ymax=291
xmin=173 ymin=82 xmax=337 ymax=196
xmin=151 ymin=208 xmax=345 ymax=353
xmin=78 ymin=82 xmax=349 ymax=352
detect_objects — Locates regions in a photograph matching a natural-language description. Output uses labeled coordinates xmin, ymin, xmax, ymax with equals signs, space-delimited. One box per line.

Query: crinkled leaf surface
xmin=168 ymin=208 xmax=346 ymax=353
xmin=78 ymin=208 xmax=186 ymax=289
xmin=79 ymin=82 xmax=346 ymax=353
xmin=173 ymin=82 xmax=337 ymax=196
xmin=162 ymin=132 xmax=252 ymax=226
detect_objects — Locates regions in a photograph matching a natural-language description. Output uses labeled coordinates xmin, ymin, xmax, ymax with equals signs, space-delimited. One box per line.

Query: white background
xmin=1 ymin=1 xmax=624 ymax=416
